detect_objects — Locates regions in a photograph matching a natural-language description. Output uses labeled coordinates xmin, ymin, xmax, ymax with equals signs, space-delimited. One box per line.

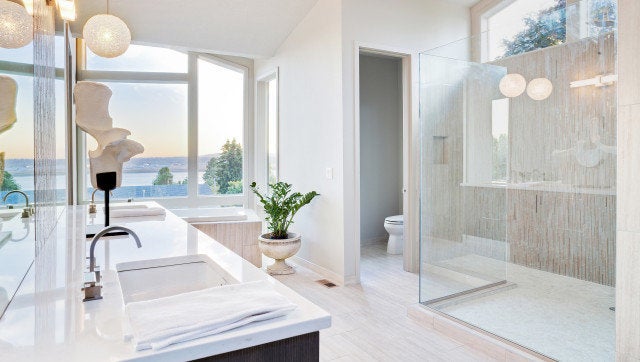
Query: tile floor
xmin=434 ymin=255 xmax=615 ymax=362
xmin=265 ymin=242 xmax=497 ymax=361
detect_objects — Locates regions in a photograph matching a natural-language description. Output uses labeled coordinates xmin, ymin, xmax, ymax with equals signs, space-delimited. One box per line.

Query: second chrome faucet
xmin=83 ymin=225 xmax=142 ymax=302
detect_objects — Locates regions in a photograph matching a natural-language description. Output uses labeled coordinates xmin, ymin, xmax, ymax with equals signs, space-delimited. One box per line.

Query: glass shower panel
xmin=419 ymin=1 xmax=616 ymax=360
xmin=419 ymin=55 xmax=508 ymax=303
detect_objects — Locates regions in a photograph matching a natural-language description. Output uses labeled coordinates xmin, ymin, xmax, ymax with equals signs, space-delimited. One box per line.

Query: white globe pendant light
xmin=0 ymin=0 xmax=33 ymax=49
xmin=499 ymin=73 xmax=526 ymax=98
xmin=83 ymin=1 xmax=130 ymax=58
xmin=526 ymin=78 xmax=553 ymax=101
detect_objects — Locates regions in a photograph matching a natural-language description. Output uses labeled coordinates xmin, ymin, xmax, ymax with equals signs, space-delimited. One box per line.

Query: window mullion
xmin=187 ymin=53 xmax=199 ymax=206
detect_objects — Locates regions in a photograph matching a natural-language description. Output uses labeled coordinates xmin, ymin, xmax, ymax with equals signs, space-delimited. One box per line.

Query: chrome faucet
xmin=89 ymin=189 xmax=99 ymax=214
xmin=83 ymin=225 xmax=142 ymax=302
xmin=89 ymin=189 xmax=113 ymax=214
xmin=2 ymin=190 xmax=31 ymax=218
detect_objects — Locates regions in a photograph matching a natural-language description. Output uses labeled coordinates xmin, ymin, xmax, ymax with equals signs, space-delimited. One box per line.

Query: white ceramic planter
xmin=258 ymin=232 xmax=301 ymax=275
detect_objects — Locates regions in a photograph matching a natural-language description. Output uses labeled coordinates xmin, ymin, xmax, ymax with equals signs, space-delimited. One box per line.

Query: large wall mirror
xmin=0 ymin=5 xmax=35 ymax=315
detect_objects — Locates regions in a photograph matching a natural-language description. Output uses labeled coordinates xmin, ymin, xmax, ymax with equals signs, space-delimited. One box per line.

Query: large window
xmin=480 ymin=0 xmax=617 ymax=61
xmin=256 ymin=70 xmax=279 ymax=190
xmin=197 ymin=57 xmax=245 ymax=197
xmin=83 ymin=83 xmax=189 ymax=200
xmin=78 ymin=43 xmax=249 ymax=207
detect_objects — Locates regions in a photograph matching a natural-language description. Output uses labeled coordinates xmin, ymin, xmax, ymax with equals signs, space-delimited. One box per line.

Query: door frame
xmin=353 ymin=42 xmax=418 ymax=282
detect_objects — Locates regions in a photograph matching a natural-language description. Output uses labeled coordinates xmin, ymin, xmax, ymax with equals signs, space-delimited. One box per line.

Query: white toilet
xmin=384 ymin=215 xmax=404 ymax=255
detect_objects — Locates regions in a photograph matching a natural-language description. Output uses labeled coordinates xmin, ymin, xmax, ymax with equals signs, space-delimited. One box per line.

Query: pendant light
xmin=499 ymin=73 xmax=526 ymax=98
xmin=526 ymin=78 xmax=553 ymax=101
xmin=83 ymin=0 xmax=130 ymax=58
xmin=0 ymin=0 xmax=33 ymax=49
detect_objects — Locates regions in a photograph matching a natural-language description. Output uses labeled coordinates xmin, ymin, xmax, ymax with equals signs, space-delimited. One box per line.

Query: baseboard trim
xmin=289 ymin=256 xmax=347 ymax=286
xmin=407 ymin=304 xmax=556 ymax=362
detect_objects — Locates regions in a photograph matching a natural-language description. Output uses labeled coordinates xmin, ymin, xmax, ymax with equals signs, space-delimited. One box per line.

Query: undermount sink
xmin=116 ymin=254 xmax=238 ymax=304
xmin=0 ymin=210 xmax=21 ymax=221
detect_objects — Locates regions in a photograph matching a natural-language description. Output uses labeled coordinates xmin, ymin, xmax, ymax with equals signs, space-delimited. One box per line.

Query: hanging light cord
xmin=106 ymin=0 xmax=109 ymax=15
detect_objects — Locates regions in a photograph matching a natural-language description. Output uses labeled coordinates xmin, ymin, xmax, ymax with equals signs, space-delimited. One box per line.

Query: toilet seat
xmin=384 ymin=215 xmax=403 ymax=225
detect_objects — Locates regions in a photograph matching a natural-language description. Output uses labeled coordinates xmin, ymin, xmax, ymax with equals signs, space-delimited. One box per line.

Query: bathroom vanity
xmin=0 ymin=202 xmax=330 ymax=361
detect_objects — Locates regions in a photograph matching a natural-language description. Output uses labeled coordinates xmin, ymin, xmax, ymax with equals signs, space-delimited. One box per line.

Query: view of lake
xmin=12 ymin=172 xmax=205 ymax=191
xmin=4 ymin=157 xmax=213 ymax=191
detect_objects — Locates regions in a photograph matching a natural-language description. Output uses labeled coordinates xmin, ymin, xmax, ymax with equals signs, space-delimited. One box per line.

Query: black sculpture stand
xmin=85 ymin=172 xmax=128 ymax=238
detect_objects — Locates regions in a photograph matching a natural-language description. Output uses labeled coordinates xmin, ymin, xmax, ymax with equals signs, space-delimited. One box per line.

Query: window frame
xmin=75 ymin=42 xmax=251 ymax=208
xmin=255 ymin=68 xmax=279 ymax=190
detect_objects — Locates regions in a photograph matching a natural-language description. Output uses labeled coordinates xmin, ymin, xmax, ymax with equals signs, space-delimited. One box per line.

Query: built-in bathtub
xmin=170 ymin=207 xmax=258 ymax=223
xmin=170 ymin=207 xmax=263 ymax=267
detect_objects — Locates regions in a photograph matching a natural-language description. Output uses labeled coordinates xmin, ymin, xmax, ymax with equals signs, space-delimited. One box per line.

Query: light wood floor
xmin=268 ymin=242 xmax=495 ymax=361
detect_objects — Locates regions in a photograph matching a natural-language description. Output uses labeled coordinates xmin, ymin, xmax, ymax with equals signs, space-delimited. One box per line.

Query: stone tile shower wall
xmin=424 ymin=33 xmax=616 ymax=287
xmin=33 ymin=0 xmax=57 ymax=253
xmin=499 ymin=34 xmax=616 ymax=286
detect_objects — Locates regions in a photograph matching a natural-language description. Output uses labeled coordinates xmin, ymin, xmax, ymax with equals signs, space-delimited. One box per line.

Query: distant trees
xmin=502 ymin=0 xmax=567 ymax=58
xmin=1 ymin=171 xmax=20 ymax=191
xmin=501 ymin=0 xmax=616 ymax=58
xmin=153 ymin=167 xmax=174 ymax=185
xmin=203 ymin=139 xmax=243 ymax=194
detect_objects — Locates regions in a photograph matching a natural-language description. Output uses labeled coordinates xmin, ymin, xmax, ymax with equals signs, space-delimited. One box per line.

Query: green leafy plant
xmin=250 ymin=181 xmax=319 ymax=239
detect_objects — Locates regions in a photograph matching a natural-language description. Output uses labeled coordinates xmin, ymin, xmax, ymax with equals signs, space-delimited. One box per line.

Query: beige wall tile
xmin=619 ymin=0 xmax=640 ymax=106
xmin=618 ymin=105 xmax=640 ymax=233
xmin=616 ymin=231 xmax=640 ymax=360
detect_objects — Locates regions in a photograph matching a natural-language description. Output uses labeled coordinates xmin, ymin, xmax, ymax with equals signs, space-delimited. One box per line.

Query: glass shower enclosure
xmin=419 ymin=1 xmax=617 ymax=360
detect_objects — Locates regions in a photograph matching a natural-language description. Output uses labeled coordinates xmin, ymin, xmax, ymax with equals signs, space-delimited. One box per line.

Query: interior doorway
xmin=356 ymin=48 xmax=412 ymax=281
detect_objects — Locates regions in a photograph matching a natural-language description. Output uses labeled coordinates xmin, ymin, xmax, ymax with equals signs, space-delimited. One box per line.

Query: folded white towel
xmin=125 ymin=281 xmax=297 ymax=351
xmin=109 ymin=207 xmax=166 ymax=218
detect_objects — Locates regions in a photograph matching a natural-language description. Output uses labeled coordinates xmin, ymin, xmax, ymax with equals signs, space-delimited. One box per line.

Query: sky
xmin=0 ymin=36 xmax=66 ymax=160
xmin=1 ymin=41 xmax=243 ymax=160
xmin=85 ymin=45 xmax=244 ymax=159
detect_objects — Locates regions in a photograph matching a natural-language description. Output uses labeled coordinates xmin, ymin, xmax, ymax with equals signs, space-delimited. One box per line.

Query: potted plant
xmin=250 ymin=181 xmax=319 ymax=275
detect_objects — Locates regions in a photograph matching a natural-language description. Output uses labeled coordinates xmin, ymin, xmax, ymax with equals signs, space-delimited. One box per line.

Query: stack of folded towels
xmin=125 ymin=280 xmax=297 ymax=351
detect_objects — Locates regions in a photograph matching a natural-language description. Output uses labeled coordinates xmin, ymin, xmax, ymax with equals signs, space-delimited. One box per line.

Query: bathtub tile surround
xmin=192 ymin=219 xmax=263 ymax=267
xmin=617 ymin=0 xmax=640 ymax=358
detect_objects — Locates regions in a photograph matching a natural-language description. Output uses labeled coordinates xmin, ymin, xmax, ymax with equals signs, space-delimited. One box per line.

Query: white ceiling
xmin=69 ymin=0 xmax=320 ymax=58
xmin=440 ymin=0 xmax=482 ymax=6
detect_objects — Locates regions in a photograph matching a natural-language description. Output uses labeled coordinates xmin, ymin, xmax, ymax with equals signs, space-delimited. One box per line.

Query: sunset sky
xmin=1 ymin=41 xmax=243 ymax=159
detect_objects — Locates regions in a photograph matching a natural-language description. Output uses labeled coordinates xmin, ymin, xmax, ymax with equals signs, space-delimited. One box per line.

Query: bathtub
xmin=169 ymin=207 xmax=257 ymax=223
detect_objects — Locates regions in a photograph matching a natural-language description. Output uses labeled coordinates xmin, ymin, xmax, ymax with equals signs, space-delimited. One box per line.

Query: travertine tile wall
xmin=616 ymin=0 xmax=640 ymax=359
xmin=192 ymin=221 xmax=263 ymax=267
xmin=461 ymin=35 xmax=618 ymax=286
xmin=33 ymin=0 xmax=57 ymax=254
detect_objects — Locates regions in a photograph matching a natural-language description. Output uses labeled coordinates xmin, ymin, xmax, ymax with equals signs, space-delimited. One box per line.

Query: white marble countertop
xmin=0 ymin=202 xmax=331 ymax=361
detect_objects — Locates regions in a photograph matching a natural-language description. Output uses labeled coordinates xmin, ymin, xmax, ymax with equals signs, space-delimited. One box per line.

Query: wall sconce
xmin=570 ymin=74 xmax=617 ymax=88
xmin=21 ymin=0 xmax=33 ymax=15
xmin=57 ymin=0 xmax=75 ymax=21
xmin=527 ymin=78 xmax=553 ymax=101
xmin=499 ymin=73 xmax=526 ymax=98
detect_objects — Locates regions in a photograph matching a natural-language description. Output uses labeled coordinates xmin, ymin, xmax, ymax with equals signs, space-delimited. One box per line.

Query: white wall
xmin=359 ymin=54 xmax=402 ymax=243
xmin=254 ymin=0 xmax=345 ymax=280
xmin=341 ymin=0 xmax=471 ymax=281
xmin=256 ymin=0 xmax=471 ymax=283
